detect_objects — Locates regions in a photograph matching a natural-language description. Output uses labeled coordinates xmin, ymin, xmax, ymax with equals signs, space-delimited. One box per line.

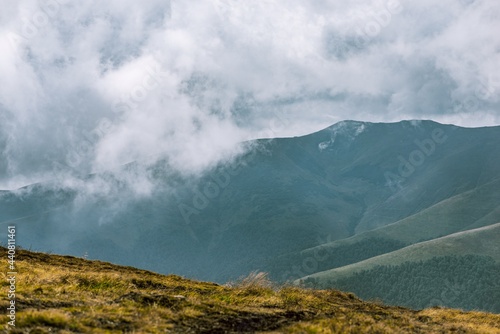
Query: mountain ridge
xmin=300 ymin=222 xmax=500 ymax=281
xmin=297 ymin=223 xmax=500 ymax=312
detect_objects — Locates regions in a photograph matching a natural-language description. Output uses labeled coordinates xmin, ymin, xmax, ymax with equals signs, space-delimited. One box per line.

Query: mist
xmin=1 ymin=0 xmax=499 ymax=191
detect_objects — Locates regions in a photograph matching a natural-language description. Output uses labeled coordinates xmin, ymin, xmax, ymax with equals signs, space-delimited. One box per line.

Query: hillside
xmin=264 ymin=179 xmax=500 ymax=281
xmin=1 ymin=247 xmax=500 ymax=333
xmin=298 ymin=223 xmax=500 ymax=312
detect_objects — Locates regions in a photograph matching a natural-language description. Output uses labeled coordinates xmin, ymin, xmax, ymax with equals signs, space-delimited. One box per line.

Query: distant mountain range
xmin=2 ymin=120 xmax=499 ymax=312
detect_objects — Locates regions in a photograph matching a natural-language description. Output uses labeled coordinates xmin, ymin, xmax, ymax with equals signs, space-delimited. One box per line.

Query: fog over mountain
xmin=1 ymin=121 xmax=499 ymax=292
xmin=1 ymin=0 xmax=500 ymax=190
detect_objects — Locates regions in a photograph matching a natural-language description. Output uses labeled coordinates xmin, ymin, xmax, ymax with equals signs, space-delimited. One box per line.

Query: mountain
xmin=1 ymin=120 xmax=499 ymax=311
xmin=2 ymin=246 xmax=500 ymax=333
xmin=298 ymin=223 xmax=500 ymax=312
xmin=262 ymin=177 xmax=500 ymax=281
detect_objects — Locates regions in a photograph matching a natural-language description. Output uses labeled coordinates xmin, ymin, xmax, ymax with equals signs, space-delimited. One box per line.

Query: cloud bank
xmin=0 ymin=0 xmax=499 ymax=189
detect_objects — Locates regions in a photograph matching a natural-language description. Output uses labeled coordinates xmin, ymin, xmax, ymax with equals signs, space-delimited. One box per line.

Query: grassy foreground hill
xmin=1 ymin=247 xmax=500 ymax=333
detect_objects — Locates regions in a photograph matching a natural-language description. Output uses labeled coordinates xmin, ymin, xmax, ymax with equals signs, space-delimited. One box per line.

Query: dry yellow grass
xmin=1 ymin=246 xmax=499 ymax=333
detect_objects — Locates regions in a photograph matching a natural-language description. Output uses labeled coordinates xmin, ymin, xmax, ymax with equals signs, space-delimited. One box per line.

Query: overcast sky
xmin=0 ymin=0 xmax=499 ymax=189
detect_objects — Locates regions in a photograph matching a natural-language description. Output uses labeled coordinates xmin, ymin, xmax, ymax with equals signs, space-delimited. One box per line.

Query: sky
xmin=0 ymin=0 xmax=499 ymax=190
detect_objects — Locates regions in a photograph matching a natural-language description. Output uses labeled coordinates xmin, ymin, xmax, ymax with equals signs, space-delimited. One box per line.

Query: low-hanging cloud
xmin=0 ymin=0 xmax=499 ymax=190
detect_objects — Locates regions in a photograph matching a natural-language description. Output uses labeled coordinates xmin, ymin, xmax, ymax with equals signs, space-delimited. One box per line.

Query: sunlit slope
xmin=301 ymin=222 xmax=500 ymax=281
xmin=264 ymin=178 xmax=500 ymax=280
xmin=297 ymin=223 xmax=500 ymax=312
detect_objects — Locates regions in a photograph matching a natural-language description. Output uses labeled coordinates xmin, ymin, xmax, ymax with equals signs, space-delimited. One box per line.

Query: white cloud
xmin=0 ymin=0 xmax=499 ymax=189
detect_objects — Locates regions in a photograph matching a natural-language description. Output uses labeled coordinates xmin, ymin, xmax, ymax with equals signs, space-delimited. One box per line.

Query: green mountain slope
xmin=298 ymin=223 xmax=500 ymax=312
xmin=264 ymin=178 xmax=500 ymax=281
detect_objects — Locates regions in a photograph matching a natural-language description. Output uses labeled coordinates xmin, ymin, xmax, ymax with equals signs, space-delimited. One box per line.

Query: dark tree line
xmin=265 ymin=237 xmax=407 ymax=281
xmin=302 ymin=255 xmax=500 ymax=313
